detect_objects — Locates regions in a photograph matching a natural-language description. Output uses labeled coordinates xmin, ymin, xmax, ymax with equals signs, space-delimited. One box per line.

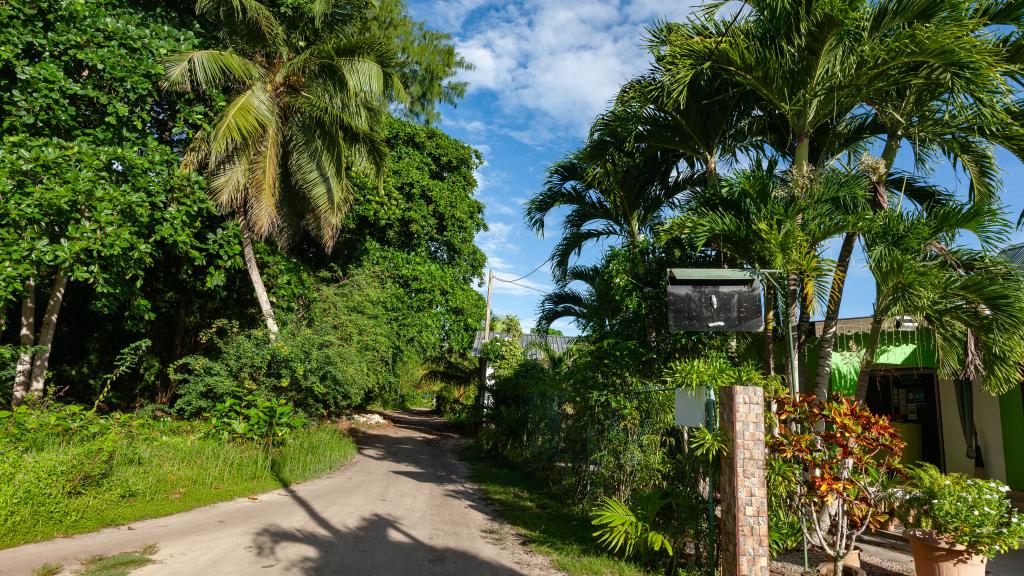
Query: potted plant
xmin=772 ymin=395 xmax=905 ymax=576
xmin=900 ymin=464 xmax=1024 ymax=576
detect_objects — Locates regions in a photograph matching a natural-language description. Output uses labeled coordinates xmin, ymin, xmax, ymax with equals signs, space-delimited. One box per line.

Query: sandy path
xmin=0 ymin=410 xmax=559 ymax=576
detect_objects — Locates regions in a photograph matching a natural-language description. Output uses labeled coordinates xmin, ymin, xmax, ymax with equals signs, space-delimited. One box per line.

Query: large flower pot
xmin=904 ymin=529 xmax=987 ymax=576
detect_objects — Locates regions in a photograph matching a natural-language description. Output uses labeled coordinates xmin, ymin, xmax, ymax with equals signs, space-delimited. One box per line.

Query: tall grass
xmin=0 ymin=420 xmax=355 ymax=549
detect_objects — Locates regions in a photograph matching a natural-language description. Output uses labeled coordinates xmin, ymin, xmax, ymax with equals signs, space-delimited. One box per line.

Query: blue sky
xmin=408 ymin=0 xmax=1024 ymax=336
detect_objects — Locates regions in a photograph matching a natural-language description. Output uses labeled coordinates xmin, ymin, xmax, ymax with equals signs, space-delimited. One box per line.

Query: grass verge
xmin=1 ymin=423 xmax=355 ymax=549
xmin=462 ymin=445 xmax=650 ymax=576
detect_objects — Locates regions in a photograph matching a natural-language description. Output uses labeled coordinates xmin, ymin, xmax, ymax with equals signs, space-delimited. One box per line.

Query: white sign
xmin=675 ymin=388 xmax=706 ymax=427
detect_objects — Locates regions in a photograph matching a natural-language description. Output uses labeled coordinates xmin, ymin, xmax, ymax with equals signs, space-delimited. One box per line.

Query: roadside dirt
xmin=0 ymin=410 xmax=562 ymax=576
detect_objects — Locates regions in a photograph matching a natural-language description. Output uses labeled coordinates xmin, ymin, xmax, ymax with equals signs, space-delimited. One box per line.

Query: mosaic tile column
xmin=719 ymin=385 xmax=769 ymax=576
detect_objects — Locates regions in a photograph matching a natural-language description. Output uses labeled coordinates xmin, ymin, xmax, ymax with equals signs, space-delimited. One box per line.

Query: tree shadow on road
xmin=256 ymin=411 xmax=526 ymax=575
xmin=254 ymin=480 xmax=526 ymax=575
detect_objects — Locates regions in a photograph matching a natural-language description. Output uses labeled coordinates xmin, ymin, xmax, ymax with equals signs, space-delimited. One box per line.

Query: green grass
xmin=75 ymin=544 xmax=158 ymax=576
xmin=30 ymin=564 xmax=62 ymax=576
xmin=0 ymin=424 xmax=356 ymax=549
xmin=463 ymin=446 xmax=651 ymax=576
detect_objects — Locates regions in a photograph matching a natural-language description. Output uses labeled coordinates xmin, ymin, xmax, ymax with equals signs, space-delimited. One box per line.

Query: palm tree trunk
xmin=238 ymin=211 xmax=279 ymax=339
xmin=764 ymin=282 xmax=775 ymax=375
xmin=787 ymin=273 xmax=801 ymax=395
xmin=854 ymin=313 xmax=884 ymax=402
xmin=814 ymin=232 xmax=858 ymax=399
xmin=27 ymin=273 xmax=67 ymax=399
xmin=12 ymin=277 xmax=36 ymax=406
xmin=797 ymin=280 xmax=814 ymax=393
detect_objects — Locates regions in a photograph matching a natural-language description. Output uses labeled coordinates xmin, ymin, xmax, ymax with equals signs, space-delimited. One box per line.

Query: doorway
xmin=864 ymin=369 xmax=944 ymax=470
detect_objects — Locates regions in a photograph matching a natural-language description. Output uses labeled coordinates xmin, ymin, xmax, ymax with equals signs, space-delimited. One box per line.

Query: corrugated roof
xmin=1001 ymin=243 xmax=1024 ymax=268
xmin=471 ymin=332 xmax=578 ymax=359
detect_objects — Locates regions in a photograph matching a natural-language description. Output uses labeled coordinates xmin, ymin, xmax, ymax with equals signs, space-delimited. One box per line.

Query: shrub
xmin=902 ymin=463 xmax=1024 ymax=557
xmin=172 ymin=272 xmax=433 ymax=418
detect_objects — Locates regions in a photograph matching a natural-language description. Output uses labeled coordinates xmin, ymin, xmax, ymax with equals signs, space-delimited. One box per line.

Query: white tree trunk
xmin=27 ymin=273 xmax=67 ymax=399
xmin=12 ymin=277 xmax=36 ymax=406
xmin=238 ymin=212 xmax=279 ymax=339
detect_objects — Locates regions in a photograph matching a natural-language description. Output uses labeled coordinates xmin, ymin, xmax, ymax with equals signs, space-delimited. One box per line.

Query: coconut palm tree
xmin=162 ymin=0 xmax=402 ymax=337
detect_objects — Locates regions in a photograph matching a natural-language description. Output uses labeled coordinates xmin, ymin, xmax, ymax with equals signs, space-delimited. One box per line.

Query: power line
xmin=491 ymin=276 xmax=548 ymax=294
xmin=498 ymin=259 xmax=550 ymax=283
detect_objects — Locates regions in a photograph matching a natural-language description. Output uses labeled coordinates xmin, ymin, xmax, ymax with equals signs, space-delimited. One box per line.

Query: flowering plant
xmin=902 ymin=464 xmax=1024 ymax=557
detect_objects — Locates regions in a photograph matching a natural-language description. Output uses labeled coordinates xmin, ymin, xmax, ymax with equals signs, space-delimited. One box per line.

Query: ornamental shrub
xmin=903 ymin=463 xmax=1024 ymax=557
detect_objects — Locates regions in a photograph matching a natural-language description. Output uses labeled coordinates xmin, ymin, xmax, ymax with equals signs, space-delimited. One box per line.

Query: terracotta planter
xmin=904 ymin=529 xmax=987 ymax=576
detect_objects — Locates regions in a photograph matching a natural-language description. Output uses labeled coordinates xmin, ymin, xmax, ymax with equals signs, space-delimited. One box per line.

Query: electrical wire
xmin=491 ymin=276 xmax=548 ymax=294
xmin=497 ymin=259 xmax=550 ymax=283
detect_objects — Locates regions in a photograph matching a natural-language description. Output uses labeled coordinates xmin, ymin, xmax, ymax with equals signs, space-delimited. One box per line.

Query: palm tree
xmin=665 ymin=167 xmax=870 ymax=381
xmin=525 ymin=144 xmax=688 ymax=283
xmin=536 ymin=264 xmax=617 ymax=335
xmin=162 ymin=0 xmax=402 ymax=337
xmin=853 ymin=203 xmax=1024 ymax=400
xmin=651 ymin=0 xmax=1024 ymax=397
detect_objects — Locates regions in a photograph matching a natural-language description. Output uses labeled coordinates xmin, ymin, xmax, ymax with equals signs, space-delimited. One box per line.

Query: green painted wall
xmin=999 ymin=386 xmax=1024 ymax=491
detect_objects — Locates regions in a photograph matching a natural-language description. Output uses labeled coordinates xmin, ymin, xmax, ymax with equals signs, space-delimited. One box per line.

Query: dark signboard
xmin=667 ymin=269 xmax=764 ymax=333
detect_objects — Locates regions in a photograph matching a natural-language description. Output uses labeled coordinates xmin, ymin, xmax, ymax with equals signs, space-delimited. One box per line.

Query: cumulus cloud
xmin=431 ymin=0 xmax=701 ymax=141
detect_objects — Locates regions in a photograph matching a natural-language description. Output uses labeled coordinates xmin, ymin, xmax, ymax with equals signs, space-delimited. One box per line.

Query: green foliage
xmin=359 ymin=0 xmax=472 ymax=124
xmin=465 ymin=446 xmax=652 ymax=576
xmin=207 ymin=396 xmax=306 ymax=444
xmin=902 ymin=464 xmax=1024 ymax=557
xmin=0 ymin=405 xmax=355 ymax=548
xmin=75 ymin=546 xmax=157 ymax=576
xmin=173 ymin=267 xmax=452 ymax=418
xmin=591 ymin=496 xmax=674 ymax=560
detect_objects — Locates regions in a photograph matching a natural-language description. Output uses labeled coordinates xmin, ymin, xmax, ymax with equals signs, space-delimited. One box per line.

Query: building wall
xmin=999 ymin=385 xmax=1024 ymax=491
xmin=938 ymin=378 xmax=1007 ymax=483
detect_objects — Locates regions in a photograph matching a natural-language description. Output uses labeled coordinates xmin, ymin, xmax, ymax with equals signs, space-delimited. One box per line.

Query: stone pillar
xmin=719 ymin=385 xmax=769 ymax=576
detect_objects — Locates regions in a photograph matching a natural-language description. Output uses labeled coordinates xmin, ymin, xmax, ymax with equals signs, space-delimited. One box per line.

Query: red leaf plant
xmin=770 ymin=394 xmax=905 ymax=576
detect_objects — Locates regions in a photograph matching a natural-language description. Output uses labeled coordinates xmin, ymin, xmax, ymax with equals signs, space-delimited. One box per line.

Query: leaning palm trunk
xmin=26 ymin=273 xmax=67 ymax=399
xmin=854 ymin=312 xmax=884 ymax=401
xmin=12 ymin=277 xmax=36 ymax=406
xmin=238 ymin=211 xmax=279 ymax=339
xmin=815 ymin=232 xmax=858 ymax=399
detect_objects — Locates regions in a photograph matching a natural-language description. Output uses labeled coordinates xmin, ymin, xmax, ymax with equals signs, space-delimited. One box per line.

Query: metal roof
xmin=1001 ymin=243 xmax=1024 ymax=268
xmin=471 ymin=332 xmax=578 ymax=359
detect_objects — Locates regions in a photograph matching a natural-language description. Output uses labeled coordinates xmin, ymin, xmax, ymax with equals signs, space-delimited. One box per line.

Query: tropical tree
xmin=526 ymin=142 xmax=687 ymax=283
xmin=854 ymin=204 xmax=1024 ymax=400
xmin=536 ymin=264 xmax=617 ymax=335
xmin=649 ymin=0 xmax=1024 ymax=396
xmin=162 ymin=0 xmax=403 ymax=337
xmin=664 ymin=166 xmax=871 ymax=380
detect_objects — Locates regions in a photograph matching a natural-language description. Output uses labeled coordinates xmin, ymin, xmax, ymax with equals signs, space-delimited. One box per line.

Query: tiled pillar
xmin=719 ymin=385 xmax=769 ymax=576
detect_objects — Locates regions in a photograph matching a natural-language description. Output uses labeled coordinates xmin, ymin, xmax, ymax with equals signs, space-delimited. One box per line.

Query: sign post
xmin=666 ymin=269 xmax=769 ymax=576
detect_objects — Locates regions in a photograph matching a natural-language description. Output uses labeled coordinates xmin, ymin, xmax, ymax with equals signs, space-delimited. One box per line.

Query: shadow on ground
xmin=255 ymin=411 xmax=525 ymax=575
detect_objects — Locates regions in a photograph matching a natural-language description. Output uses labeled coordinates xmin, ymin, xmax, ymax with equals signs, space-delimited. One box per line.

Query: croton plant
xmin=770 ymin=395 xmax=905 ymax=575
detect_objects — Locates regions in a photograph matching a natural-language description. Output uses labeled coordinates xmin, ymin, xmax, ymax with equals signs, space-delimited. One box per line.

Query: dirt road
xmin=0 ymin=410 xmax=558 ymax=576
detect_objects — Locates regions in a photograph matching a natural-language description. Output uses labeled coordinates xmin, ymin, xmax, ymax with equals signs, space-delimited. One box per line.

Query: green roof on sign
xmin=667 ymin=269 xmax=758 ymax=281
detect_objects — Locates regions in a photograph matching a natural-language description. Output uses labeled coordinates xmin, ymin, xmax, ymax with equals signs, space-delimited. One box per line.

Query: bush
xmin=171 ymin=270 xmax=442 ymax=419
xmin=902 ymin=463 xmax=1024 ymax=557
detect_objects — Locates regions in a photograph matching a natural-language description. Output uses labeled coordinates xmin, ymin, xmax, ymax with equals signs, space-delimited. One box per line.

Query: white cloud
xmin=439 ymin=0 xmax=701 ymax=141
xmin=477 ymin=221 xmax=518 ymax=255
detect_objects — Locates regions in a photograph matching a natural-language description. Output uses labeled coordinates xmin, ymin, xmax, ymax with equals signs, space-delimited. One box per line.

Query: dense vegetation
xmin=0 ymin=0 xmax=485 ymax=546
xmin=478 ymin=2 xmax=1024 ymax=575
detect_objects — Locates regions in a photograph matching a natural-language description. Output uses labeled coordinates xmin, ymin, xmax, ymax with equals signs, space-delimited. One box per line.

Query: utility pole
xmin=484 ymin=268 xmax=494 ymax=340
